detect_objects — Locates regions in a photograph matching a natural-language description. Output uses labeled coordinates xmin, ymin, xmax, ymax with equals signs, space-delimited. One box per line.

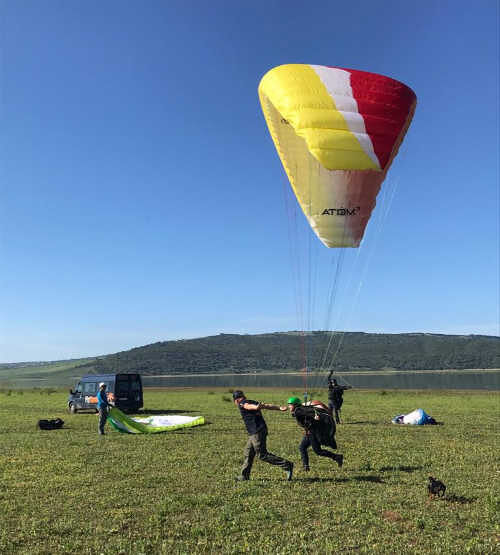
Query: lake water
xmin=3 ymin=370 xmax=497 ymax=390
xmin=141 ymin=370 xmax=500 ymax=390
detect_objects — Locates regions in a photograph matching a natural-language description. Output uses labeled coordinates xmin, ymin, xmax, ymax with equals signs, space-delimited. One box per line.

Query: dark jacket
xmin=237 ymin=399 xmax=267 ymax=435
xmin=328 ymin=383 xmax=350 ymax=406
xmin=293 ymin=405 xmax=337 ymax=449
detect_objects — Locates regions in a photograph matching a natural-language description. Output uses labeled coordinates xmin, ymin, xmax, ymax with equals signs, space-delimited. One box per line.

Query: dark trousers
xmin=240 ymin=428 xmax=292 ymax=478
xmin=98 ymin=407 xmax=108 ymax=434
xmin=328 ymin=401 xmax=342 ymax=424
xmin=299 ymin=433 xmax=338 ymax=468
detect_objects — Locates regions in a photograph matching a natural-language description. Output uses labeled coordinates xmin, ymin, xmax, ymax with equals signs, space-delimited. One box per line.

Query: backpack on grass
xmin=38 ymin=418 xmax=64 ymax=430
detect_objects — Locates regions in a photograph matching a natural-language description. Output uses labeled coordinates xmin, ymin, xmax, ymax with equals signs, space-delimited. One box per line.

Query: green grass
xmin=0 ymin=388 xmax=498 ymax=554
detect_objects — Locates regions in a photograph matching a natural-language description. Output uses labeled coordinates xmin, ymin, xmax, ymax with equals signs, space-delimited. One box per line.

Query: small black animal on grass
xmin=427 ymin=476 xmax=446 ymax=497
xmin=38 ymin=418 xmax=64 ymax=431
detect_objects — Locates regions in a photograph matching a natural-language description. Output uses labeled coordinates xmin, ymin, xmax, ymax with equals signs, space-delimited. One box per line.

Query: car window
xmin=83 ymin=382 xmax=97 ymax=394
xmin=75 ymin=383 xmax=83 ymax=393
xmin=103 ymin=381 xmax=113 ymax=392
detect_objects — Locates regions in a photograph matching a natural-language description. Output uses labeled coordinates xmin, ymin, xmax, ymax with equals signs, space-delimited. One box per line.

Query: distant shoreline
xmin=1 ymin=368 xmax=499 ymax=382
xmin=141 ymin=368 xmax=500 ymax=378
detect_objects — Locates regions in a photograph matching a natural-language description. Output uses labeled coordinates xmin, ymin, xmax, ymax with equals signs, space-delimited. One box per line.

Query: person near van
xmin=287 ymin=396 xmax=343 ymax=472
xmin=233 ymin=390 xmax=294 ymax=481
xmin=327 ymin=375 xmax=352 ymax=424
xmin=97 ymin=382 xmax=111 ymax=435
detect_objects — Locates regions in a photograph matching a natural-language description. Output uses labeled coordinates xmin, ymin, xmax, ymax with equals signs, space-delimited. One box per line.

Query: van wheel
xmin=69 ymin=403 xmax=77 ymax=414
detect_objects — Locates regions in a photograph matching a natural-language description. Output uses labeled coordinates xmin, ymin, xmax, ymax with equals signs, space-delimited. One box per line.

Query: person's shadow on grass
xmin=294 ymin=475 xmax=384 ymax=484
xmin=442 ymin=494 xmax=476 ymax=504
xmin=379 ymin=465 xmax=425 ymax=473
xmin=351 ymin=474 xmax=385 ymax=483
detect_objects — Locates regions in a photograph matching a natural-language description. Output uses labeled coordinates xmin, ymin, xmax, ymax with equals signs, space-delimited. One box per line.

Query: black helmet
xmin=232 ymin=390 xmax=245 ymax=400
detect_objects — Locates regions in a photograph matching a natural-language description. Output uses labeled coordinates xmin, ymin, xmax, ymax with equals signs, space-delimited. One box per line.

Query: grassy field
xmin=0 ymin=388 xmax=498 ymax=554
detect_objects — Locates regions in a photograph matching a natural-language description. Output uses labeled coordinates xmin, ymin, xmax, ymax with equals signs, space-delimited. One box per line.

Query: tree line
xmin=70 ymin=331 xmax=500 ymax=375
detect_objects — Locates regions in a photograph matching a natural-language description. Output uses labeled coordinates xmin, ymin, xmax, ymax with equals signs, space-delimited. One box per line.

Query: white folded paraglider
xmin=391 ymin=408 xmax=436 ymax=425
xmin=108 ymin=407 xmax=205 ymax=434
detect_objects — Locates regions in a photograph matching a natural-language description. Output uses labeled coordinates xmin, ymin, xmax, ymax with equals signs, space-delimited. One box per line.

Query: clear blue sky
xmin=1 ymin=0 xmax=498 ymax=362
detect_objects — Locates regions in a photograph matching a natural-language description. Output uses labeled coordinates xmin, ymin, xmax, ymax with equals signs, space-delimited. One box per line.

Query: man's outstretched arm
xmin=240 ymin=401 xmax=287 ymax=411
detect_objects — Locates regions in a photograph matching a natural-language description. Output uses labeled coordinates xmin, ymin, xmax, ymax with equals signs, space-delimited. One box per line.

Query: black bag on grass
xmin=38 ymin=418 xmax=64 ymax=430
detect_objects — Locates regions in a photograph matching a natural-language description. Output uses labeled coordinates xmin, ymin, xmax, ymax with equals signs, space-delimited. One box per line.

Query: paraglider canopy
xmin=108 ymin=408 xmax=205 ymax=434
xmin=392 ymin=408 xmax=436 ymax=425
xmin=258 ymin=64 xmax=416 ymax=248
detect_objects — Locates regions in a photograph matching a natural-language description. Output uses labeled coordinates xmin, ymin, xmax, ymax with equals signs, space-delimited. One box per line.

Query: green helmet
xmin=287 ymin=396 xmax=301 ymax=406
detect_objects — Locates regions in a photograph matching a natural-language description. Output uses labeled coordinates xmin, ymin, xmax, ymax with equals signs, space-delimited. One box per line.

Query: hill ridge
xmin=2 ymin=331 xmax=497 ymax=378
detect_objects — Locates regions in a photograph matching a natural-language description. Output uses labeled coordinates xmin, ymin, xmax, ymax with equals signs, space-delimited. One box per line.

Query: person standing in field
xmin=233 ymin=390 xmax=294 ymax=481
xmin=287 ymin=396 xmax=343 ymax=472
xmin=97 ymin=382 xmax=111 ymax=435
xmin=327 ymin=375 xmax=352 ymax=424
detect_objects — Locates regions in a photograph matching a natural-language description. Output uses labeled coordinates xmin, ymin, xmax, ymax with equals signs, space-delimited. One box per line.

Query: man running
xmin=287 ymin=396 xmax=343 ymax=472
xmin=233 ymin=390 xmax=293 ymax=481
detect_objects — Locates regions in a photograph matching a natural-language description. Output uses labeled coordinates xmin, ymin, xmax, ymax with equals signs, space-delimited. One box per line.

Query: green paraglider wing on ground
xmin=108 ymin=407 xmax=205 ymax=434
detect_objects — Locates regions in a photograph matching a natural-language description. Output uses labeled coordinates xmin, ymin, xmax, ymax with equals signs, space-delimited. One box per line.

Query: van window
xmin=75 ymin=383 xmax=83 ymax=394
xmin=116 ymin=377 xmax=130 ymax=396
xmin=130 ymin=380 xmax=141 ymax=393
xmin=83 ymin=382 xmax=97 ymax=394
xmin=130 ymin=378 xmax=141 ymax=393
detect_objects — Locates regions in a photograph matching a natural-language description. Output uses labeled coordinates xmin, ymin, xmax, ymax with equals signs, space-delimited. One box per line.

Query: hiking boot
xmin=335 ymin=454 xmax=344 ymax=468
xmin=286 ymin=463 xmax=294 ymax=481
xmin=235 ymin=475 xmax=249 ymax=482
